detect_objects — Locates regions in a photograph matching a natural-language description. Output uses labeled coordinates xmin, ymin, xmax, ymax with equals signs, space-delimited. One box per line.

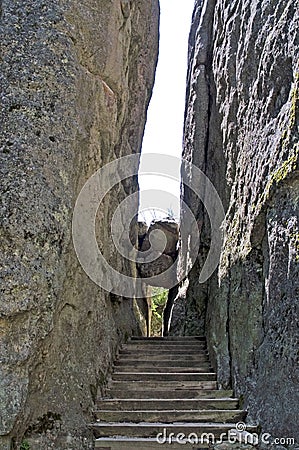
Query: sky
xmin=138 ymin=0 xmax=195 ymax=224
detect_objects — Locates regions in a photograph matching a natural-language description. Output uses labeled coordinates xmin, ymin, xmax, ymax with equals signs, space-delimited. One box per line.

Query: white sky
xmin=138 ymin=0 xmax=195 ymax=224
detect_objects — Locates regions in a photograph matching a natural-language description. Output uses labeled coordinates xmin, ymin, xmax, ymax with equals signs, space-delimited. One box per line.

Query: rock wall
xmin=0 ymin=1 xmax=159 ymax=448
xmin=181 ymin=0 xmax=298 ymax=442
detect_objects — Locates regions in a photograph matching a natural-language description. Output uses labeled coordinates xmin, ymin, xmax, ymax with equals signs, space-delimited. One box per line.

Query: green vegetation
xmin=281 ymin=128 xmax=288 ymax=143
xmin=271 ymin=149 xmax=298 ymax=185
xmin=20 ymin=440 xmax=30 ymax=450
xmin=150 ymin=287 xmax=168 ymax=336
xmin=262 ymin=144 xmax=298 ymax=203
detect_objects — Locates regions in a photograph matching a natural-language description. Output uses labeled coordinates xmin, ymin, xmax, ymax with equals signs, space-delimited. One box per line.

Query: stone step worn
xmin=105 ymin=389 xmax=233 ymax=399
xmin=96 ymin=398 xmax=239 ymax=410
xmin=95 ymin=437 xmax=211 ymax=449
xmin=113 ymin=365 xmax=212 ymax=373
xmin=95 ymin=409 xmax=246 ymax=423
xmin=112 ymin=372 xmax=216 ymax=381
xmin=130 ymin=335 xmax=206 ymax=341
xmin=93 ymin=422 xmax=258 ymax=439
xmin=119 ymin=348 xmax=207 ymax=356
xmin=121 ymin=341 xmax=207 ymax=351
xmin=108 ymin=380 xmax=218 ymax=390
xmin=93 ymin=336 xmax=257 ymax=449
xmin=115 ymin=358 xmax=210 ymax=366
xmin=117 ymin=354 xmax=209 ymax=361
xmin=122 ymin=343 xmax=207 ymax=350
xmin=127 ymin=339 xmax=205 ymax=345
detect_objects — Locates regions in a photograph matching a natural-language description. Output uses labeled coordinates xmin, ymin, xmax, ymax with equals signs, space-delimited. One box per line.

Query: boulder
xmin=141 ymin=219 xmax=179 ymax=256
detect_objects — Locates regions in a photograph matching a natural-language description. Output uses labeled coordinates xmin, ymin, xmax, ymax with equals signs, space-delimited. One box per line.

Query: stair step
xmin=108 ymin=380 xmax=218 ymax=390
xmin=124 ymin=338 xmax=206 ymax=347
xmin=93 ymin=337 xmax=256 ymax=448
xmin=112 ymin=372 xmax=216 ymax=382
xmin=95 ymin=409 xmax=246 ymax=423
xmin=113 ymin=366 xmax=212 ymax=373
xmin=117 ymin=354 xmax=209 ymax=362
xmin=115 ymin=359 xmax=210 ymax=367
xmin=96 ymin=398 xmax=239 ymax=411
xmin=122 ymin=343 xmax=206 ymax=351
xmin=118 ymin=348 xmax=208 ymax=359
xmin=130 ymin=336 xmax=206 ymax=341
xmin=92 ymin=422 xmax=258 ymax=439
xmin=127 ymin=339 xmax=205 ymax=345
xmin=105 ymin=389 xmax=233 ymax=399
xmin=95 ymin=437 xmax=210 ymax=449
xmin=121 ymin=344 xmax=207 ymax=355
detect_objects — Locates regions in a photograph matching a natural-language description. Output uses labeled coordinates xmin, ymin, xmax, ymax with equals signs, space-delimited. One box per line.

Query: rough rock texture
xmin=137 ymin=219 xmax=179 ymax=287
xmin=166 ymin=281 xmax=203 ymax=336
xmin=139 ymin=253 xmax=174 ymax=277
xmin=0 ymin=1 xmax=159 ymax=448
xmin=140 ymin=219 xmax=179 ymax=256
xmin=137 ymin=221 xmax=148 ymax=249
xmin=180 ymin=0 xmax=299 ymax=443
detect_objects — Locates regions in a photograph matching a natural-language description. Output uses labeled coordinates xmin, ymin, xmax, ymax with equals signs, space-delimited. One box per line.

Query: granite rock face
xmin=0 ymin=0 xmax=159 ymax=448
xmin=137 ymin=219 xmax=179 ymax=287
xmin=140 ymin=220 xmax=179 ymax=256
xmin=180 ymin=0 xmax=298 ymax=442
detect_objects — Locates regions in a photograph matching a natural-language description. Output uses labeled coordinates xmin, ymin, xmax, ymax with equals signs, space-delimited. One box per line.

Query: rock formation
xmin=0 ymin=1 xmax=159 ymax=448
xmin=1 ymin=0 xmax=298 ymax=446
xmin=178 ymin=0 xmax=298 ymax=442
xmin=139 ymin=220 xmax=179 ymax=256
xmin=137 ymin=219 xmax=179 ymax=287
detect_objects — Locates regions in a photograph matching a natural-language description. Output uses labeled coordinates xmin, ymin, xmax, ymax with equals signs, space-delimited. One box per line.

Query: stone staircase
xmin=92 ymin=336 xmax=256 ymax=449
